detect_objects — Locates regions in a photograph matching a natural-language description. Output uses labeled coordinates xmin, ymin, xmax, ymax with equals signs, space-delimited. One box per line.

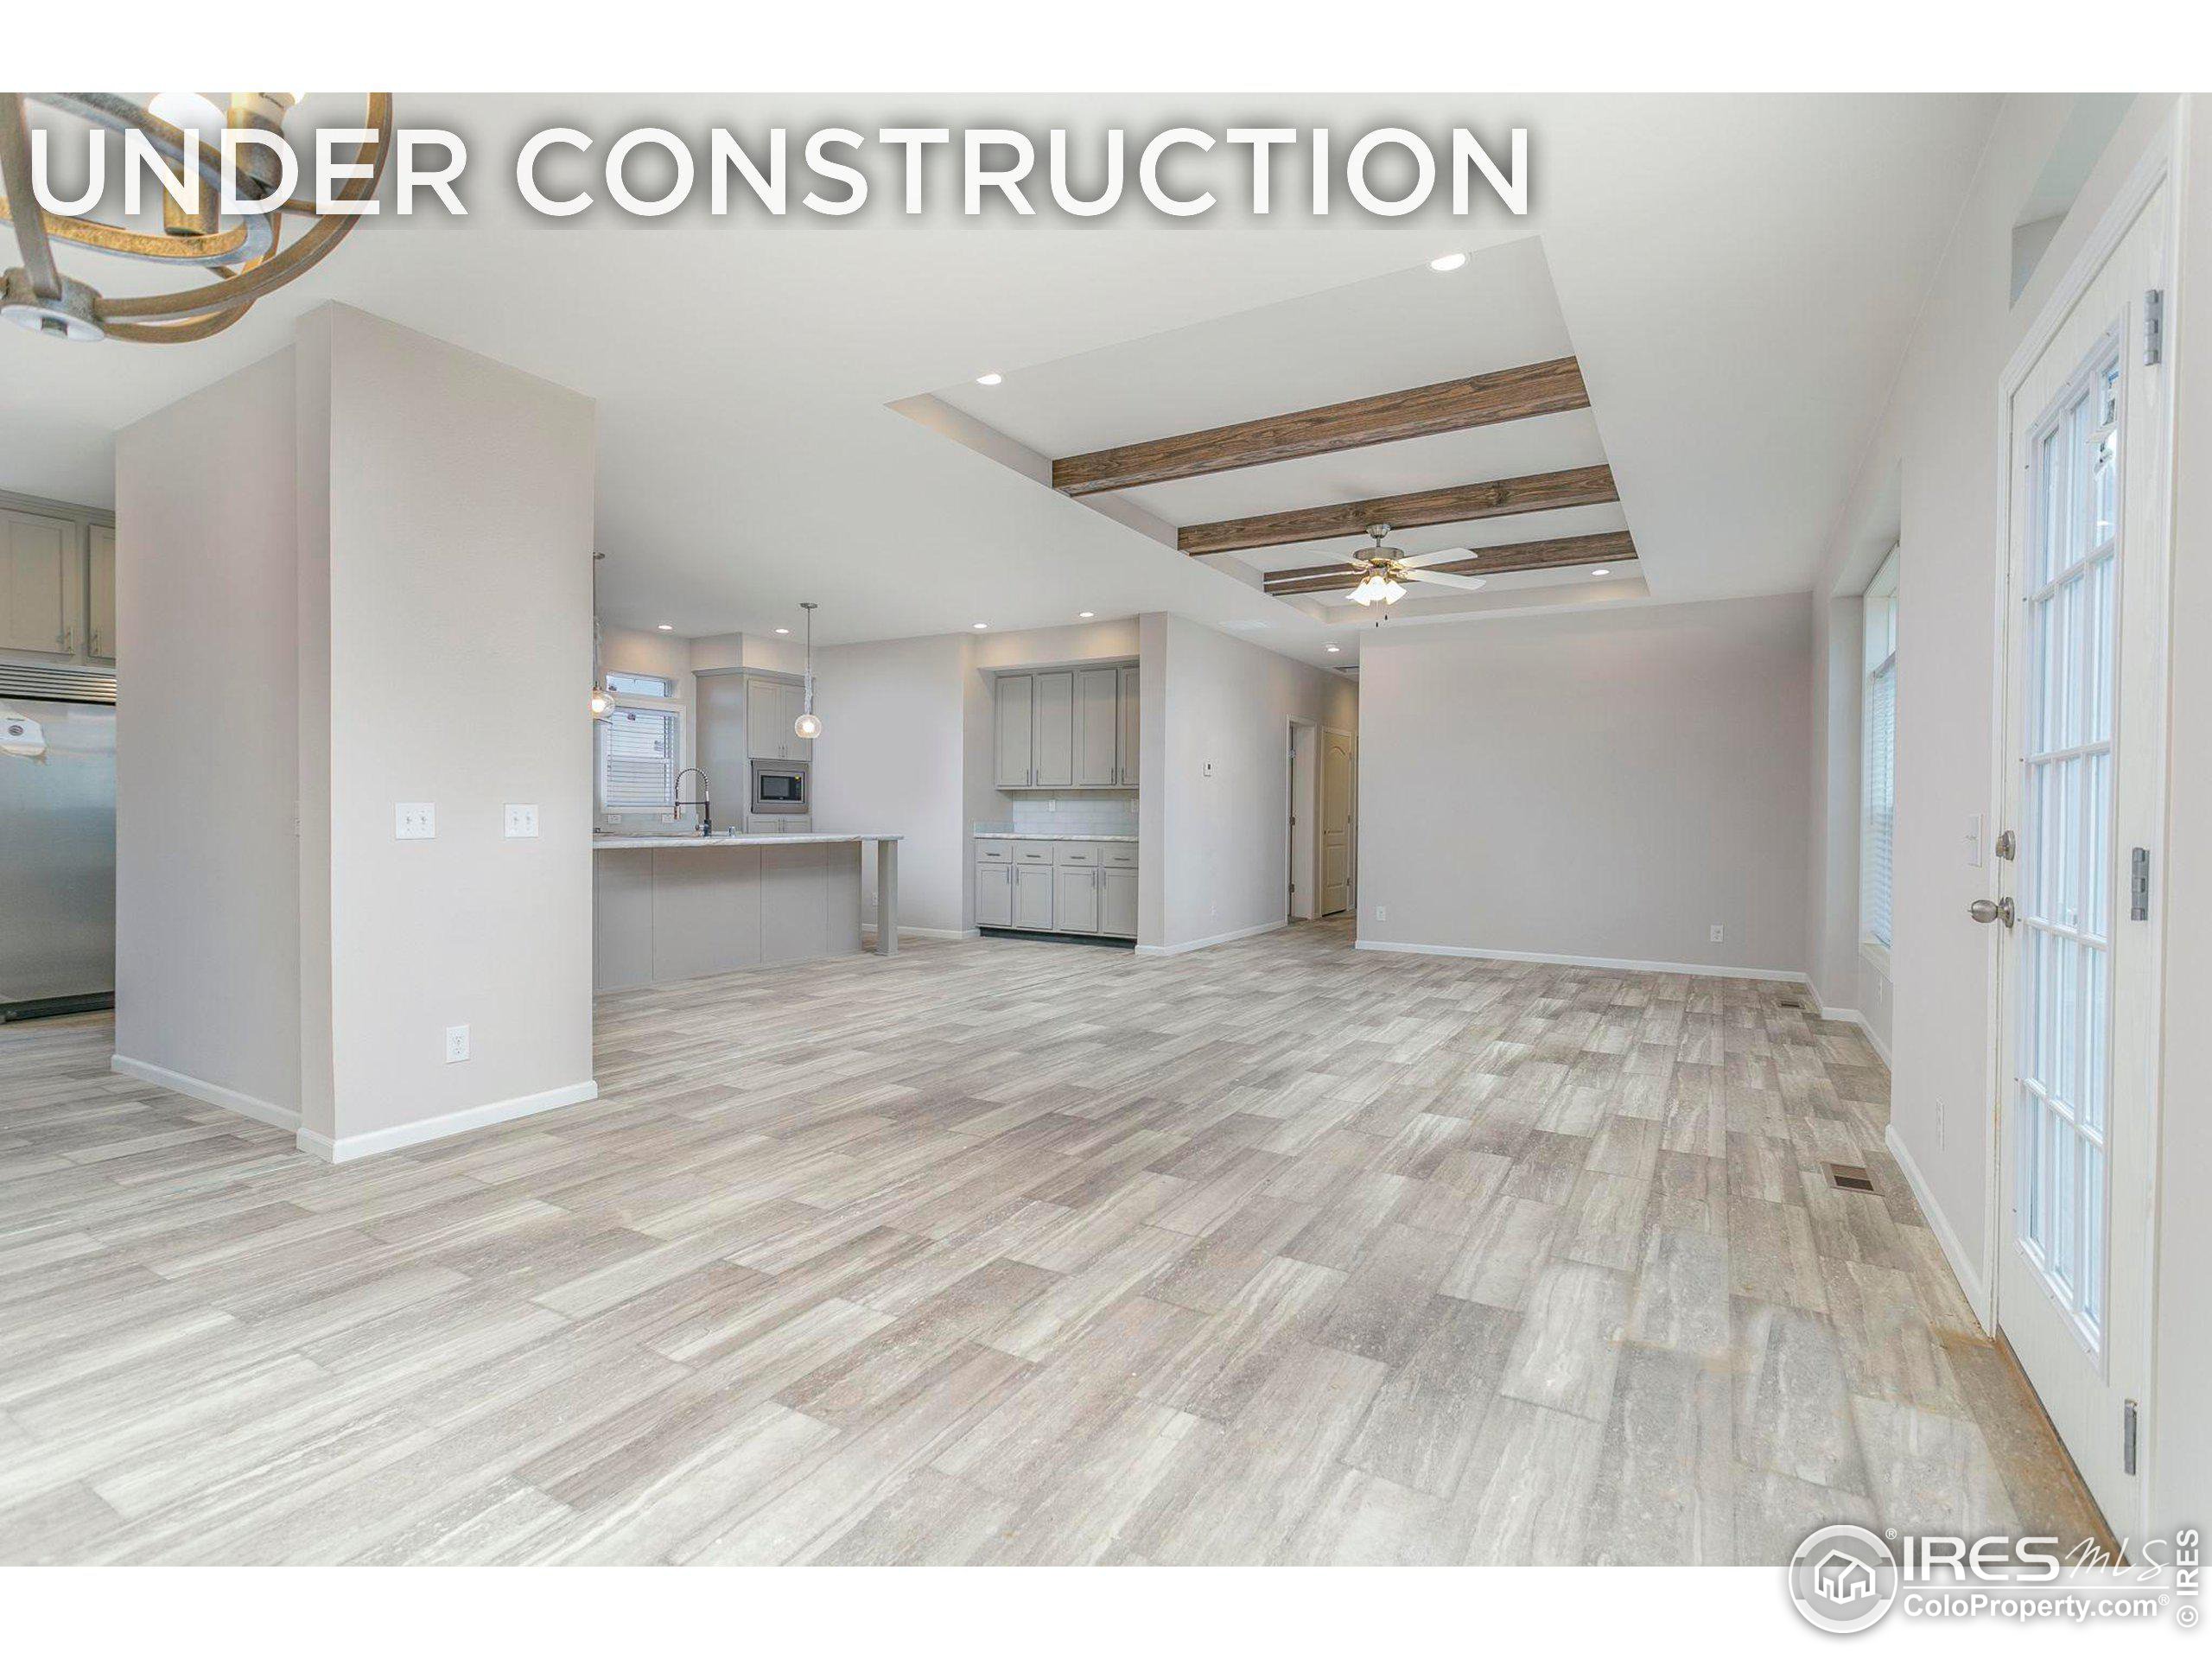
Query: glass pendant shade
xmin=793 ymin=603 xmax=822 ymax=738
xmin=795 ymin=710 xmax=822 ymax=740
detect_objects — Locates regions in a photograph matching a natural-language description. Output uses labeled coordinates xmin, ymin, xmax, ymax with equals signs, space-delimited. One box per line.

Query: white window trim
xmin=1860 ymin=544 xmax=1901 ymax=966
xmin=598 ymin=695 xmax=686 ymax=815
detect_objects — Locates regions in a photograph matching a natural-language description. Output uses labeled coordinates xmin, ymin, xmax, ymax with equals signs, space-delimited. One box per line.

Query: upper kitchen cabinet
xmin=1 ymin=508 xmax=78 ymax=658
xmin=994 ymin=660 xmax=1138 ymax=790
xmin=745 ymin=675 xmax=812 ymax=763
xmin=995 ymin=673 xmax=1035 ymax=788
xmin=1117 ymin=664 xmax=1140 ymax=787
xmin=86 ymin=525 xmax=117 ymax=664
xmin=1074 ymin=668 xmax=1118 ymax=787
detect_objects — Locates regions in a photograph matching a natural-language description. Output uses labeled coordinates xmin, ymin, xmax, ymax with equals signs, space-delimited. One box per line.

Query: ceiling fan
xmin=1338 ymin=524 xmax=1489 ymax=606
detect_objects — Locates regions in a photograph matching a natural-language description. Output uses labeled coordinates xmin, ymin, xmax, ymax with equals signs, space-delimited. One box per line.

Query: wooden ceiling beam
xmin=1051 ymin=356 xmax=1590 ymax=497
xmin=1262 ymin=530 xmax=1637 ymax=596
xmin=1179 ymin=464 xmax=1618 ymax=558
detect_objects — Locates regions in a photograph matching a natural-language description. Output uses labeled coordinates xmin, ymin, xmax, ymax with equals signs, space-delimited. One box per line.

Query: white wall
xmin=810 ymin=632 xmax=970 ymax=934
xmin=1802 ymin=95 xmax=2212 ymax=1529
xmin=1150 ymin=613 xmax=1357 ymax=954
xmin=1803 ymin=94 xmax=2177 ymax=1312
xmin=2153 ymin=100 xmax=2212 ymax=1535
xmin=113 ymin=352 xmax=303 ymax=1126
xmin=1359 ymin=594 xmax=1811 ymax=976
xmin=308 ymin=305 xmax=596 ymax=1151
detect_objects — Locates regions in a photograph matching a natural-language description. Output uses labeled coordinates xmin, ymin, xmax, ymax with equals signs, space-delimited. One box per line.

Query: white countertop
xmin=972 ymin=831 xmax=1140 ymax=843
xmin=594 ymin=832 xmax=901 ymax=851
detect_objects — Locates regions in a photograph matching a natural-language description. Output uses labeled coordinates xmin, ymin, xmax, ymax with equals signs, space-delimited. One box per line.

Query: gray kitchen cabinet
xmin=1 ymin=508 xmax=75 ymax=658
xmin=1013 ymin=863 xmax=1054 ymax=930
xmin=1032 ymin=671 xmax=1074 ymax=787
xmin=747 ymin=815 xmax=810 ymax=835
xmin=1101 ymin=867 xmax=1138 ymax=938
xmin=994 ymin=673 xmax=1034 ymax=787
xmin=1117 ymin=664 xmax=1140 ymax=787
xmin=1054 ymin=866 xmax=1101 ymax=933
xmin=1073 ymin=667 xmax=1119 ymax=787
xmin=746 ymin=677 xmax=811 ymax=763
xmin=975 ymin=862 xmax=1013 ymax=928
xmin=86 ymin=524 xmax=117 ymax=664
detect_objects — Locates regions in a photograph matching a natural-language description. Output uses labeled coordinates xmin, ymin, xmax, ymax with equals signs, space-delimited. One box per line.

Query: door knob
xmin=1967 ymin=897 xmax=2016 ymax=927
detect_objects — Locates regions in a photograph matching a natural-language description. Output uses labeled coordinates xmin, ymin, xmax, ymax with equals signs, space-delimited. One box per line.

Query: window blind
xmin=600 ymin=705 xmax=678 ymax=810
xmin=1863 ymin=655 xmax=1897 ymax=949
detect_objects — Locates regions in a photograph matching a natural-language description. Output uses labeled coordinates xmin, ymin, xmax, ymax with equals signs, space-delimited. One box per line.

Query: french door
xmin=1993 ymin=186 xmax=2170 ymax=1531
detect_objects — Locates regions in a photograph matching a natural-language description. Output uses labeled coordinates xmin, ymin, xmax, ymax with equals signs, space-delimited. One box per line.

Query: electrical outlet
xmin=1709 ymin=924 xmax=1725 ymax=944
xmin=1202 ymin=760 xmax=1215 ymax=778
xmin=395 ymin=803 xmax=435 ymax=839
xmin=504 ymin=804 xmax=539 ymax=838
xmin=444 ymin=1024 xmax=470 ymax=1064
xmin=1375 ymin=905 xmax=1388 ymax=923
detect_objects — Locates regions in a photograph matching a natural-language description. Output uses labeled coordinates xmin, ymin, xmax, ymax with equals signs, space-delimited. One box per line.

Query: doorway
xmin=1320 ymin=728 xmax=1355 ymax=918
xmin=1988 ymin=155 xmax=2175 ymax=1536
xmin=1287 ymin=721 xmax=1318 ymax=920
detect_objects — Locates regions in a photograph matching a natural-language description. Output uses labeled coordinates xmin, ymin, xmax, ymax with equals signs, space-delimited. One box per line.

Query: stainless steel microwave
xmin=750 ymin=759 xmax=809 ymax=814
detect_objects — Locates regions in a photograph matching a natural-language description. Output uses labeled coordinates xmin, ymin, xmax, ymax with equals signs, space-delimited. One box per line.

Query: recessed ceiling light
xmin=1429 ymin=252 xmax=1468 ymax=272
xmin=976 ymin=372 xmax=1003 ymax=386
xmin=1078 ymin=611 xmax=1094 ymax=619
xmin=774 ymin=626 xmax=790 ymax=634
xmin=1592 ymin=569 xmax=1610 ymax=577
xmin=973 ymin=622 xmax=989 ymax=630
xmin=1325 ymin=645 xmax=1341 ymax=654
xmin=656 ymin=623 xmax=673 ymax=631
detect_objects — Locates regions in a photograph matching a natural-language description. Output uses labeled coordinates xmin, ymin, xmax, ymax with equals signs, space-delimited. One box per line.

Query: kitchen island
xmin=593 ymin=832 xmax=901 ymax=991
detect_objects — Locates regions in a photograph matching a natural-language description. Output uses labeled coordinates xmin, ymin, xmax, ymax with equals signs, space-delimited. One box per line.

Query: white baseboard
xmin=1885 ymin=1122 xmax=1991 ymax=1332
xmin=296 ymin=1078 xmax=599 ymax=1165
xmin=1135 ymin=918 xmax=1287 ymax=957
xmin=1804 ymin=981 xmax=1892 ymax=1069
xmin=863 ymin=925 xmax=979 ymax=942
xmin=1352 ymin=938 xmax=1809 ymax=983
xmin=110 ymin=1054 xmax=300 ymax=1133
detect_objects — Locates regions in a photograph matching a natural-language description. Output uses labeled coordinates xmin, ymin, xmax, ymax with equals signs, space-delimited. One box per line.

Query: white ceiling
xmin=0 ymin=93 xmax=2003 ymax=667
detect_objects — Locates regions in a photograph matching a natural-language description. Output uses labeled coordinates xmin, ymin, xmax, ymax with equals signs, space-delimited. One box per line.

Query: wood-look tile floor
xmin=0 ymin=919 xmax=2106 ymax=1565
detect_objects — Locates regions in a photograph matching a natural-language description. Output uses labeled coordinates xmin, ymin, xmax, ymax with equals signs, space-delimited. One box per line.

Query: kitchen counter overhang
xmin=593 ymin=833 xmax=901 ymax=988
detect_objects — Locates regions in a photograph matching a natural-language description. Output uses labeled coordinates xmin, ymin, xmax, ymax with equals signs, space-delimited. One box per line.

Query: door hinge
xmin=1994 ymin=829 xmax=2016 ymax=861
xmin=2131 ymin=847 xmax=2151 ymax=921
xmin=2145 ymin=289 xmax=2164 ymax=366
xmin=2124 ymin=1399 xmax=2139 ymax=1475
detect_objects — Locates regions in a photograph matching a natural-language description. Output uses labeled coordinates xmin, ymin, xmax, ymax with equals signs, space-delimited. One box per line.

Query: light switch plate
xmin=1964 ymin=813 xmax=1985 ymax=868
xmin=396 ymin=802 xmax=435 ymax=839
xmin=504 ymin=804 xmax=540 ymax=838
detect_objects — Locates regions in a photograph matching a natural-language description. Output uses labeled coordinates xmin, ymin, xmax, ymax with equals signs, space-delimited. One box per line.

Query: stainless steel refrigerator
xmin=0 ymin=664 xmax=116 ymax=1020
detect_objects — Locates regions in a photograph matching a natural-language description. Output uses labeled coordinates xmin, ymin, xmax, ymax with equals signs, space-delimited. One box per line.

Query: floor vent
xmin=1829 ymin=1163 xmax=1877 ymax=1193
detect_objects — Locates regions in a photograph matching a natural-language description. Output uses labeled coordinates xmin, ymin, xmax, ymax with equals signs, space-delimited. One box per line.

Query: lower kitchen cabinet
xmin=1013 ymin=863 xmax=1055 ymax=930
xmin=976 ymin=843 xmax=1137 ymax=938
xmin=1101 ymin=867 xmax=1138 ymax=937
xmin=976 ymin=862 xmax=1013 ymax=927
xmin=1054 ymin=865 xmax=1100 ymax=933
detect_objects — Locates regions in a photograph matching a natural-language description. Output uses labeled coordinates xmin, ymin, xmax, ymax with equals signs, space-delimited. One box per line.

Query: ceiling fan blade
xmin=1404 ymin=569 xmax=1487 ymax=592
xmin=1396 ymin=547 xmax=1476 ymax=570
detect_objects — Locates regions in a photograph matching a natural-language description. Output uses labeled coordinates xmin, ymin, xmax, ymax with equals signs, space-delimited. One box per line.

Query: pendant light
xmin=794 ymin=601 xmax=823 ymax=740
xmin=588 ymin=552 xmax=613 ymax=718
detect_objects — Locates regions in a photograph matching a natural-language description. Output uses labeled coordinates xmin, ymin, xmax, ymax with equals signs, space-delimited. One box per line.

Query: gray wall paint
xmin=1153 ymin=613 xmax=1357 ymax=952
xmin=1359 ymin=594 xmax=1812 ymax=974
xmin=114 ymin=351 xmax=303 ymax=1119
xmin=810 ymin=632 xmax=969 ymax=935
xmin=310 ymin=305 xmax=596 ymax=1144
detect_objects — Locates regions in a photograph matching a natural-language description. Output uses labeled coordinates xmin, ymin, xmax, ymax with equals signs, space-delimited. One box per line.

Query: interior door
xmin=1320 ymin=730 xmax=1354 ymax=917
xmin=1993 ymin=187 xmax=2169 ymax=1531
xmin=1289 ymin=725 xmax=1317 ymax=921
